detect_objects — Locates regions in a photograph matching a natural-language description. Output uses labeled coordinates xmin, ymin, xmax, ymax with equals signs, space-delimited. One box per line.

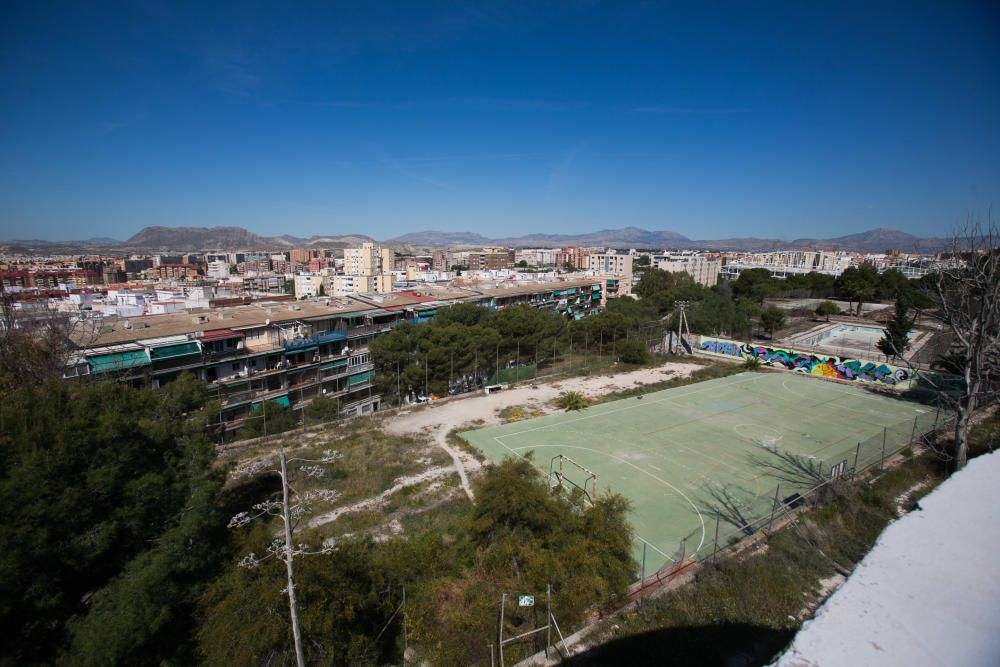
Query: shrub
xmin=556 ymin=391 xmax=589 ymax=411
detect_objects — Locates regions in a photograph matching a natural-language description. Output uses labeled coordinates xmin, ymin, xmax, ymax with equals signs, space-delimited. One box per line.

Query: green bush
xmin=616 ymin=339 xmax=649 ymax=365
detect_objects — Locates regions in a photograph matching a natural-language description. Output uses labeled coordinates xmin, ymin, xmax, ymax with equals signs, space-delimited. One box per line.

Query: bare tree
xmin=921 ymin=218 xmax=1000 ymax=470
xmin=0 ymin=280 xmax=101 ymax=388
xmin=228 ymin=447 xmax=342 ymax=667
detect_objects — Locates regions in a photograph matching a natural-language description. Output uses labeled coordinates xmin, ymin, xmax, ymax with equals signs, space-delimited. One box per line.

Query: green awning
xmin=348 ymin=370 xmax=373 ymax=386
xmin=320 ymin=359 xmax=348 ymax=370
xmin=252 ymin=395 xmax=291 ymax=409
xmin=149 ymin=342 xmax=200 ymax=360
xmin=87 ymin=350 xmax=150 ymax=374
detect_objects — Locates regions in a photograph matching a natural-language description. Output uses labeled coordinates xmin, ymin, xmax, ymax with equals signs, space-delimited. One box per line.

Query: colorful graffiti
xmin=700 ymin=339 xmax=741 ymax=357
xmin=698 ymin=337 xmax=910 ymax=388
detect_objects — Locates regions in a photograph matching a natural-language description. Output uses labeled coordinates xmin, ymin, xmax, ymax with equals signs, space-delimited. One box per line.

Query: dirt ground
xmin=381 ymin=361 xmax=704 ymax=500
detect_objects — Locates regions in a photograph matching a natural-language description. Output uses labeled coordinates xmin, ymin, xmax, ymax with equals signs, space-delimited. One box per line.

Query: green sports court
xmin=461 ymin=371 xmax=936 ymax=572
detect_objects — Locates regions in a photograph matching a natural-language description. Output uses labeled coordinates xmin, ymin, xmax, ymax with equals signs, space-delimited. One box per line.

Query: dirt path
xmin=383 ymin=361 xmax=703 ymax=501
xmin=308 ymin=465 xmax=453 ymax=528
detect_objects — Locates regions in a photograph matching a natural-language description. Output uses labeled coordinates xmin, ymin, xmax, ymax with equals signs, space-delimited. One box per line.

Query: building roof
xmin=74 ymin=296 xmax=377 ymax=346
xmin=471 ymin=278 xmax=600 ymax=299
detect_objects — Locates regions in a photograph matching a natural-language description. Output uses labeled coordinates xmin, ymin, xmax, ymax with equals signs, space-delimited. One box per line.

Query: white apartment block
xmin=720 ymin=250 xmax=854 ymax=279
xmin=206 ymin=260 xmax=230 ymax=279
xmin=515 ymin=248 xmax=558 ymax=267
xmin=294 ymin=274 xmax=325 ymax=298
xmin=325 ymin=274 xmax=377 ymax=297
xmin=653 ymin=253 xmax=721 ymax=287
xmin=343 ymin=242 xmax=395 ymax=293
xmin=586 ymin=251 xmax=633 ymax=276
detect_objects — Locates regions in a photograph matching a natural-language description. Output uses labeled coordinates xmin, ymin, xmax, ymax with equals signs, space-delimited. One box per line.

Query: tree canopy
xmin=0 ymin=372 xmax=225 ymax=665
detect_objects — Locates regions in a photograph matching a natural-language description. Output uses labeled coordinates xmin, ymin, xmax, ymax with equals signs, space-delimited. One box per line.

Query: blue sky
xmin=1 ymin=1 xmax=998 ymax=242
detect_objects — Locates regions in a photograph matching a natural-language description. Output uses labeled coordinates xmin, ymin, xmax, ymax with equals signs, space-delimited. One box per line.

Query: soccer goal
xmin=548 ymin=454 xmax=598 ymax=505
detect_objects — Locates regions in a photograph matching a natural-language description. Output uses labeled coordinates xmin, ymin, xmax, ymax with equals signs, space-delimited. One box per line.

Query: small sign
xmin=518 ymin=595 xmax=535 ymax=607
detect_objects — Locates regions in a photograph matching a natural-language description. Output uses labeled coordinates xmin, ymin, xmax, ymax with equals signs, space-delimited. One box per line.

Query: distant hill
xmin=499 ymin=226 xmax=691 ymax=248
xmin=125 ymin=226 xmax=271 ymax=250
xmin=122 ymin=227 xmax=375 ymax=251
xmin=385 ymin=231 xmax=492 ymax=246
xmin=2 ymin=225 xmax=951 ymax=254
xmin=382 ymin=226 xmax=947 ymax=252
xmin=389 ymin=226 xmax=691 ymax=248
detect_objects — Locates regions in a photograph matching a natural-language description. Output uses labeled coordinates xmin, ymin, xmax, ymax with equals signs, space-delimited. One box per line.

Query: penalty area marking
xmin=494 ymin=440 xmax=707 ymax=562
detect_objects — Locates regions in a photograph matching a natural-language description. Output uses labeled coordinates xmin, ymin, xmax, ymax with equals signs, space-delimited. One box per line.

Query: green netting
xmin=487 ymin=364 xmax=537 ymax=385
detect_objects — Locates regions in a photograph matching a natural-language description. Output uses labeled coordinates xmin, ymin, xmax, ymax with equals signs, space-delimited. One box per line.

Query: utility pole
xmin=280 ymin=449 xmax=306 ymax=667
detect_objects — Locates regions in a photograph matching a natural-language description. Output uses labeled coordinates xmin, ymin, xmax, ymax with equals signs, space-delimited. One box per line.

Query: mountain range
xmin=387 ymin=226 xmax=948 ymax=253
xmin=1 ymin=225 xmax=949 ymax=254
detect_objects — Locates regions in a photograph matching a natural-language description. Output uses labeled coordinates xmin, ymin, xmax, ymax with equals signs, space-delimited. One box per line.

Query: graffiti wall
xmin=697 ymin=336 xmax=912 ymax=389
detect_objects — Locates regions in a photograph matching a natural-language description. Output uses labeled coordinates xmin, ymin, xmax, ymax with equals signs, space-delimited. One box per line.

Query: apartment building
xmin=343 ymin=242 xmax=395 ymax=293
xmin=720 ymin=250 xmax=853 ymax=279
xmin=556 ymin=247 xmax=589 ymax=270
xmin=293 ymin=274 xmax=325 ymax=298
xmin=64 ymin=279 xmax=606 ymax=439
xmin=586 ymin=251 xmax=633 ymax=276
xmin=464 ymin=249 xmax=516 ymax=271
xmin=432 ymin=250 xmax=454 ymax=271
xmin=653 ymin=252 xmax=721 ymax=287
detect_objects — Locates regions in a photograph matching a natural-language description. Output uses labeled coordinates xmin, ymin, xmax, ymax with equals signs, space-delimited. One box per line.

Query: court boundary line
xmin=465 ymin=371 xmax=921 ymax=568
xmin=495 ymin=441 xmax=708 ymax=561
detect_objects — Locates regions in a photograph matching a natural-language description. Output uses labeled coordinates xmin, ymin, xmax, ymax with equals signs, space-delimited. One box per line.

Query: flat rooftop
xmin=75 ymin=296 xmax=375 ymax=346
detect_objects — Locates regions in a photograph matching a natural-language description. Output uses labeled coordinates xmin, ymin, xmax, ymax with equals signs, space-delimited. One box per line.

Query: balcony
xmin=348 ymin=323 xmax=393 ymax=338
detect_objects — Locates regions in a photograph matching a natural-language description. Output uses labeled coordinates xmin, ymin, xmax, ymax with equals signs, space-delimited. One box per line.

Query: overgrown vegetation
xmin=202 ymin=456 xmax=636 ymax=665
xmin=0 ymin=373 xmax=227 ymax=665
xmin=570 ymin=448 xmax=951 ymax=666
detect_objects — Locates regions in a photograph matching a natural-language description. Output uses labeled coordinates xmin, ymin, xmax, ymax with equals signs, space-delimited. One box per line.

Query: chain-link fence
xmin=635 ymin=408 xmax=955 ymax=597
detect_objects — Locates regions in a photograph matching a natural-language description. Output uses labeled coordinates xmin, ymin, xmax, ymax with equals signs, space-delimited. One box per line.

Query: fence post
xmin=546 ymin=583 xmax=551 ymax=658
xmin=498 ymin=593 xmax=505 ymax=667
xmin=910 ymin=415 xmax=918 ymax=446
xmin=712 ymin=510 xmax=720 ymax=563
xmin=767 ymin=484 xmax=780 ymax=535
xmin=640 ymin=542 xmax=647 ymax=609
xmin=880 ymin=427 xmax=887 ymax=471
xmin=852 ymin=441 xmax=861 ymax=478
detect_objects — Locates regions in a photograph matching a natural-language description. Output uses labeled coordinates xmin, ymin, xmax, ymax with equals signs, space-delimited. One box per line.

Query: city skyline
xmin=2 ymin=1 xmax=998 ymax=242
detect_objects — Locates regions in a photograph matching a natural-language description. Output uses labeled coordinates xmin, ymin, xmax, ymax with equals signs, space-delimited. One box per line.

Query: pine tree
xmin=877 ymin=295 xmax=914 ymax=360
